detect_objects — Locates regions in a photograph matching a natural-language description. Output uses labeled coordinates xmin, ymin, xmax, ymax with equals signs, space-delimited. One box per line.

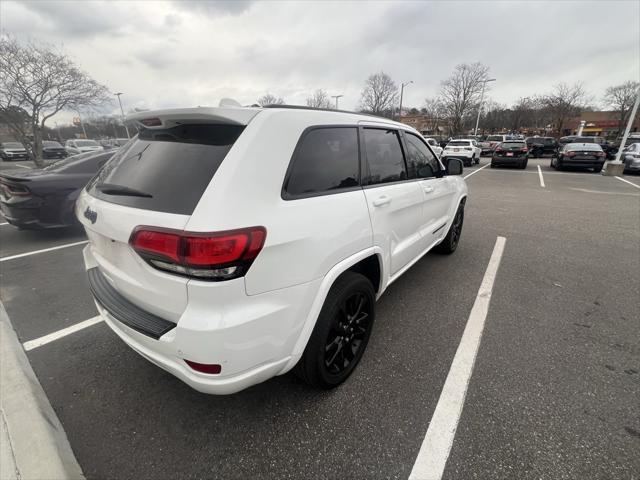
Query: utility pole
xmin=603 ymin=85 xmax=640 ymax=175
xmin=331 ymin=94 xmax=344 ymax=110
xmin=76 ymin=111 xmax=88 ymax=139
xmin=114 ymin=92 xmax=131 ymax=138
xmin=399 ymin=81 xmax=413 ymax=121
xmin=474 ymin=78 xmax=496 ymax=136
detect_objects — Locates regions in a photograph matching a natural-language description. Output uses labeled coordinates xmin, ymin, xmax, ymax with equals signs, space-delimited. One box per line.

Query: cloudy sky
xmin=1 ymin=0 xmax=639 ymax=124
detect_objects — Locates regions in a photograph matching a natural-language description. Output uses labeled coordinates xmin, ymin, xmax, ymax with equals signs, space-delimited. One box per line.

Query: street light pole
xmin=76 ymin=110 xmax=87 ymax=139
xmin=474 ymin=78 xmax=496 ymax=136
xmin=609 ymin=85 xmax=640 ymax=167
xmin=114 ymin=92 xmax=130 ymax=138
xmin=331 ymin=94 xmax=344 ymax=110
xmin=399 ymin=81 xmax=413 ymax=121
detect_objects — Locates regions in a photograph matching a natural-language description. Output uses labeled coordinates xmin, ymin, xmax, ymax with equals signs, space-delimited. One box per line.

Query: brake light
xmin=130 ymin=226 xmax=266 ymax=280
xmin=596 ymin=151 xmax=605 ymax=157
xmin=464 ymin=147 xmax=472 ymax=151
xmin=495 ymin=147 xmax=502 ymax=152
xmin=567 ymin=151 xmax=576 ymax=157
xmin=0 ymin=182 xmax=30 ymax=196
xmin=140 ymin=117 xmax=162 ymax=127
xmin=521 ymin=148 xmax=528 ymax=152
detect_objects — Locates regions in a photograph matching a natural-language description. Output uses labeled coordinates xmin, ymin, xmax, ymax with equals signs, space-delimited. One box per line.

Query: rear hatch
xmin=77 ymin=107 xmax=259 ymax=321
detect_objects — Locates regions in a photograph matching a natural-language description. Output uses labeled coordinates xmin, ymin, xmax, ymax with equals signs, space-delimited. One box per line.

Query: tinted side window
xmin=364 ymin=129 xmax=407 ymax=185
xmin=404 ymin=133 xmax=440 ymax=178
xmin=284 ymin=127 xmax=359 ymax=198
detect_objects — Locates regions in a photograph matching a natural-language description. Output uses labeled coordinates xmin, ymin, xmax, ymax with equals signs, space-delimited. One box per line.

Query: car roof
xmin=126 ymin=105 xmax=411 ymax=131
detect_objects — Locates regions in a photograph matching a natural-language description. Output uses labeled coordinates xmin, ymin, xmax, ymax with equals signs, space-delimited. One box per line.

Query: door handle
xmin=423 ymin=186 xmax=434 ymax=194
xmin=372 ymin=195 xmax=391 ymax=207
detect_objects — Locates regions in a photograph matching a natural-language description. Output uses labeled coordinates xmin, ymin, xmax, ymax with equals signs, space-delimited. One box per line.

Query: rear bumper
xmin=492 ymin=155 xmax=527 ymax=164
xmin=83 ymin=245 xmax=322 ymax=394
xmin=561 ymin=159 xmax=603 ymax=168
xmin=0 ymin=198 xmax=70 ymax=229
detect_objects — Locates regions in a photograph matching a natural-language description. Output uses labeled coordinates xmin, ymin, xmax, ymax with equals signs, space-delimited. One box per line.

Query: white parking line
xmin=409 ymin=236 xmax=507 ymax=480
xmin=23 ymin=316 xmax=102 ymax=351
xmin=463 ymin=163 xmax=490 ymax=179
xmin=537 ymin=165 xmax=546 ymax=188
xmin=0 ymin=240 xmax=88 ymax=262
xmin=0 ymin=222 xmax=8 ymax=226
xmin=13 ymin=164 xmax=31 ymax=169
xmin=614 ymin=176 xmax=640 ymax=189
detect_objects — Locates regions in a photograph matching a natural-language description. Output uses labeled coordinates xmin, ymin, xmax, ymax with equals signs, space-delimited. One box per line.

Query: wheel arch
xmin=279 ymin=247 xmax=385 ymax=374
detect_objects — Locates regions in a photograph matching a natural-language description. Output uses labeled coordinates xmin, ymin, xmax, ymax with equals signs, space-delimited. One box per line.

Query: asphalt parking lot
xmin=1 ymin=157 xmax=639 ymax=479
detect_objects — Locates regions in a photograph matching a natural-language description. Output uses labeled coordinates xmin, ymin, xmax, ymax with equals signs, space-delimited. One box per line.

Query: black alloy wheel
xmin=295 ymin=272 xmax=376 ymax=389
xmin=435 ymin=203 xmax=464 ymax=254
xmin=323 ymin=291 xmax=372 ymax=376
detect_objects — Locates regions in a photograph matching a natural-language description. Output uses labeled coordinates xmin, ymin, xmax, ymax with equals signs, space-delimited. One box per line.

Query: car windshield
xmin=2 ymin=142 xmax=23 ymax=148
xmin=43 ymin=141 xmax=62 ymax=147
xmin=75 ymin=140 xmax=99 ymax=147
xmin=565 ymin=143 xmax=602 ymax=151
xmin=448 ymin=141 xmax=470 ymax=146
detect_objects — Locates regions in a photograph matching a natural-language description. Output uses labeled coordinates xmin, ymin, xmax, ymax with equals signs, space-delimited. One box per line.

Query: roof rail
xmin=262 ymin=104 xmax=394 ymax=121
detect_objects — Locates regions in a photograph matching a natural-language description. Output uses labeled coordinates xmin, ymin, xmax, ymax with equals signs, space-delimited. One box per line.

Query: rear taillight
xmin=521 ymin=148 xmax=528 ymax=152
xmin=567 ymin=151 xmax=576 ymax=157
xmin=596 ymin=151 xmax=605 ymax=157
xmin=130 ymin=226 xmax=266 ymax=281
xmin=495 ymin=147 xmax=502 ymax=152
xmin=0 ymin=182 xmax=30 ymax=196
xmin=464 ymin=147 xmax=472 ymax=151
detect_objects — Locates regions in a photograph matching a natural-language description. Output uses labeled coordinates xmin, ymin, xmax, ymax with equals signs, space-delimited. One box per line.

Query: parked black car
xmin=42 ymin=140 xmax=68 ymax=159
xmin=0 ymin=150 xmax=114 ymax=229
xmin=0 ymin=142 xmax=29 ymax=161
xmin=525 ymin=136 xmax=558 ymax=158
xmin=558 ymin=136 xmax=617 ymax=159
xmin=490 ymin=140 xmax=529 ymax=169
xmin=551 ymin=143 xmax=605 ymax=172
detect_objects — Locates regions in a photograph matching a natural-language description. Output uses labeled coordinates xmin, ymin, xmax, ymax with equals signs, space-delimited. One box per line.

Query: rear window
xmin=283 ymin=127 xmax=359 ymax=198
xmin=76 ymin=140 xmax=99 ymax=147
xmin=487 ymin=136 xmax=503 ymax=141
xmin=501 ymin=142 xmax=526 ymax=148
xmin=87 ymin=124 xmax=244 ymax=215
xmin=565 ymin=143 xmax=603 ymax=151
xmin=2 ymin=142 xmax=23 ymax=148
xmin=43 ymin=141 xmax=63 ymax=148
xmin=448 ymin=141 xmax=470 ymax=146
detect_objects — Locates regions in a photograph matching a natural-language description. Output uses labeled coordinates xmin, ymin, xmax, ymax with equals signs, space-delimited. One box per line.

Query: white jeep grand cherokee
xmin=77 ymin=106 xmax=468 ymax=394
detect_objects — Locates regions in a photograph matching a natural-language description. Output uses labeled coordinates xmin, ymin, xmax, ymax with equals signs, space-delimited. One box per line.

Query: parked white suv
xmin=77 ymin=106 xmax=468 ymax=394
xmin=65 ymin=139 xmax=104 ymax=156
xmin=442 ymin=139 xmax=481 ymax=166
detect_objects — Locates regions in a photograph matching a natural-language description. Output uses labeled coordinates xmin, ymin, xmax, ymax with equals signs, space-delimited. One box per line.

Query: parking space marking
xmin=463 ymin=163 xmax=490 ymax=179
xmin=614 ymin=176 xmax=640 ymax=189
xmin=0 ymin=222 xmax=8 ymax=226
xmin=23 ymin=316 xmax=102 ymax=351
xmin=409 ymin=236 xmax=506 ymax=480
xmin=0 ymin=240 xmax=88 ymax=262
xmin=537 ymin=165 xmax=545 ymax=188
xmin=13 ymin=164 xmax=31 ymax=169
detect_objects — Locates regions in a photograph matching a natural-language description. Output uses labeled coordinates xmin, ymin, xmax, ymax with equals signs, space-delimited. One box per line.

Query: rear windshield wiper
xmin=95 ymin=183 xmax=153 ymax=198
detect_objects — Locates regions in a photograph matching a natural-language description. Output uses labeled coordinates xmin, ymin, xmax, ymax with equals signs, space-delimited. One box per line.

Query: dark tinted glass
xmin=364 ymin=129 xmax=407 ymax=185
xmin=404 ymin=133 xmax=440 ymax=178
xmin=501 ymin=142 xmax=526 ymax=148
xmin=87 ymin=124 xmax=244 ymax=215
xmin=284 ymin=128 xmax=359 ymax=197
xmin=44 ymin=151 xmax=113 ymax=173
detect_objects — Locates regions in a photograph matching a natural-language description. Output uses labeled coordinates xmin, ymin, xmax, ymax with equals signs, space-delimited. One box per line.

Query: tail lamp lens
xmin=130 ymin=226 xmax=266 ymax=281
xmin=184 ymin=360 xmax=222 ymax=375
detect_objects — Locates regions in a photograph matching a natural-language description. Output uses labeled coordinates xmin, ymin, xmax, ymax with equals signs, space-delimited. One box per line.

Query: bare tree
xmin=0 ymin=35 xmax=112 ymax=166
xmin=256 ymin=93 xmax=285 ymax=106
xmin=540 ymin=83 xmax=588 ymax=136
xmin=439 ymin=62 xmax=490 ymax=135
xmin=305 ymin=89 xmax=332 ymax=109
xmin=603 ymin=81 xmax=640 ymax=135
xmin=359 ymin=71 xmax=398 ymax=117
xmin=422 ymin=97 xmax=447 ymax=134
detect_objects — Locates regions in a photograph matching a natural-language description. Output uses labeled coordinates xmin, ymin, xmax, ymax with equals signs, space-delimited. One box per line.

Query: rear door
xmin=361 ymin=127 xmax=424 ymax=276
xmin=77 ymin=121 xmax=248 ymax=321
xmin=402 ymin=131 xmax=457 ymax=247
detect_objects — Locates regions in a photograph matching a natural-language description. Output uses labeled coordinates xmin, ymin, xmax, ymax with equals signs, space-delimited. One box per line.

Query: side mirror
xmin=445 ymin=158 xmax=463 ymax=176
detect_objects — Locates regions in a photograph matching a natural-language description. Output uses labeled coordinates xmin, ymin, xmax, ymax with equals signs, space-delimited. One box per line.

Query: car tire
xmin=434 ymin=202 xmax=464 ymax=255
xmin=520 ymin=160 xmax=527 ymax=169
xmin=529 ymin=149 xmax=536 ymax=159
xmin=593 ymin=163 xmax=603 ymax=173
xmin=490 ymin=162 xmax=495 ymax=168
xmin=556 ymin=159 xmax=563 ymax=171
xmin=294 ymin=271 xmax=375 ymax=389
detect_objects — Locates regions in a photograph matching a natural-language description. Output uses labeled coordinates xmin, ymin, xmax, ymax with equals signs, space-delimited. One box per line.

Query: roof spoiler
xmin=126 ymin=106 xmax=261 ymax=129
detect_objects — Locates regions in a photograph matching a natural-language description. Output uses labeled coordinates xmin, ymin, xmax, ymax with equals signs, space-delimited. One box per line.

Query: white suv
xmin=442 ymin=139 xmax=481 ymax=166
xmin=77 ymin=106 xmax=468 ymax=394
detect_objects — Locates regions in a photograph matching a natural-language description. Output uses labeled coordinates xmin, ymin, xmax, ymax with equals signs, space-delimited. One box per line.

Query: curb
xmin=0 ymin=300 xmax=85 ymax=480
